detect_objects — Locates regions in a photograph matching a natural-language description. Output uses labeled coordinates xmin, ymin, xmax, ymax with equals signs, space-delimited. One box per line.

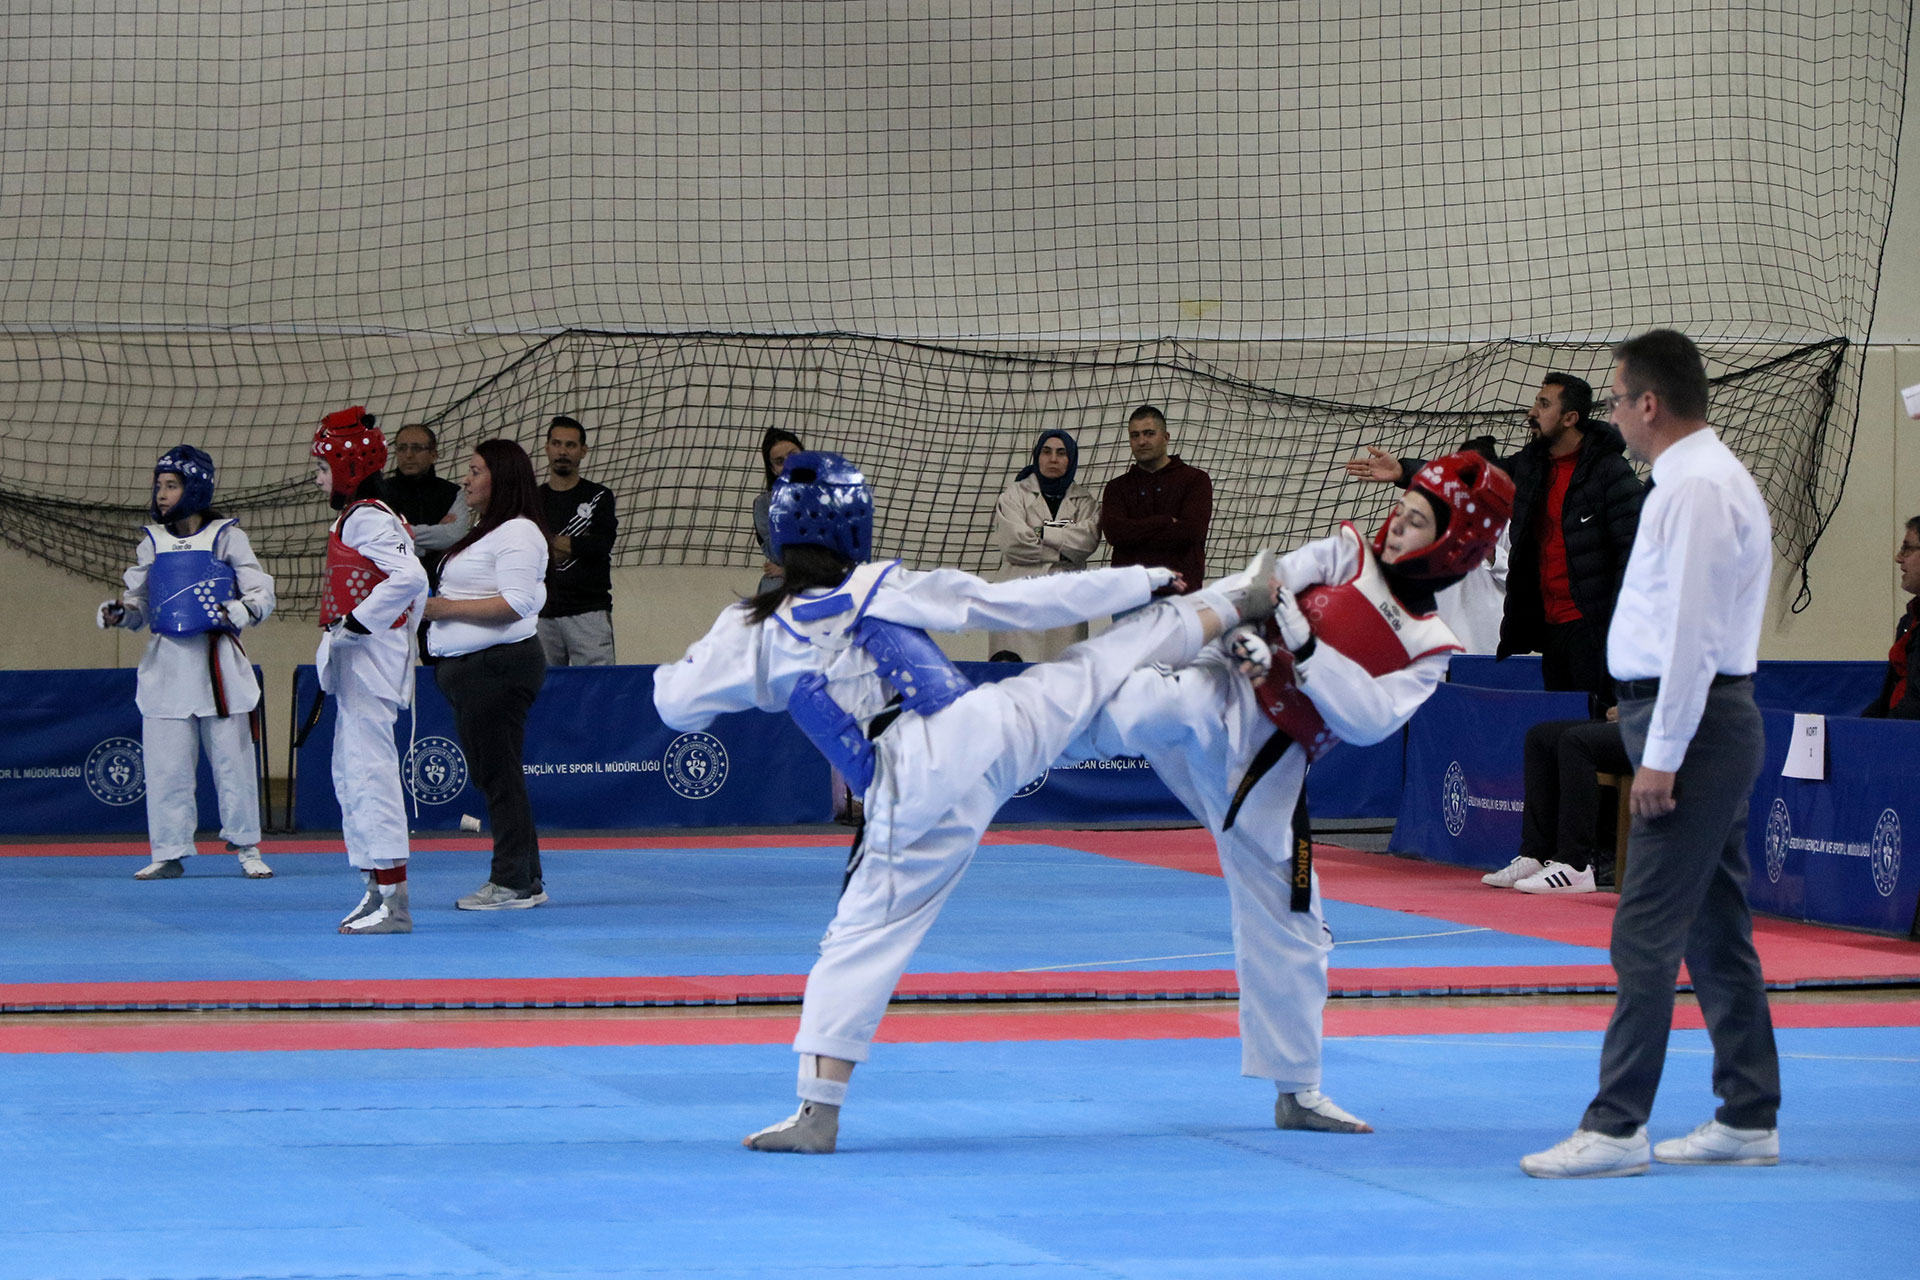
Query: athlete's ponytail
xmin=746 ymin=543 xmax=854 ymax=624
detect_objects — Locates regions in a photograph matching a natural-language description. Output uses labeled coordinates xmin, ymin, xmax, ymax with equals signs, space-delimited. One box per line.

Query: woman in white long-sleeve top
xmin=986 ymin=428 xmax=1101 ymax=662
xmin=1068 ymin=451 xmax=1514 ymax=1136
xmin=422 ymin=440 xmax=551 ymax=912
xmin=98 ymin=446 xmax=277 ymax=881
xmin=310 ymin=408 xmax=431 ymax=935
xmin=653 ymin=450 xmax=1279 ymax=1154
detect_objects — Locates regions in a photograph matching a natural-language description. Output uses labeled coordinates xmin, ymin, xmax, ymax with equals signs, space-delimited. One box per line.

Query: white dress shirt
xmin=426 ymin=517 xmax=549 ymax=658
xmin=1606 ymin=428 xmax=1770 ymax=772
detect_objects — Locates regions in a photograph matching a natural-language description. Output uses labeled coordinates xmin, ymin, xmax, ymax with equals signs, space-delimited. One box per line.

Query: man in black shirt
xmin=384 ymin=423 xmax=467 ymax=585
xmin=536 ymin=415 xmax=618 ymax=666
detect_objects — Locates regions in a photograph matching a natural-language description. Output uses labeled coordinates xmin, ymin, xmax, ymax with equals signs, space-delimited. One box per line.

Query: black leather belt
xmin=1616 ymin=673 xmax=1750 ymax=701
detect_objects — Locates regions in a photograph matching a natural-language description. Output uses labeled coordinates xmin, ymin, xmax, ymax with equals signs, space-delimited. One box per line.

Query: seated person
xmin=1484 ymin=706 xmax=1631 ymax=894
xmin=1863 ymin=514 xmax=1919 ymax=719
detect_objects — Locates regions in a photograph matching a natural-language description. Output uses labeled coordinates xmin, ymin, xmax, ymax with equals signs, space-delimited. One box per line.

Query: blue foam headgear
xmin=767 ymin=451 xmax=873 ymax=565
xmin=152 ymin=445 xmax=216 ymax=524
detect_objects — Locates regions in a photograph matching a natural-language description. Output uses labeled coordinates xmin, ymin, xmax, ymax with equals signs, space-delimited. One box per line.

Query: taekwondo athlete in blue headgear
xmin=655 ymin=447 xmax=1281 ymax=1155
xmin=97 ymin=445 xmax=277 ymax=881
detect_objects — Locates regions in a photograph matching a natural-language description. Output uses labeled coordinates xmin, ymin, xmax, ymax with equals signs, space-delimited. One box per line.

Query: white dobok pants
xmin=791 ymin=601 xmax=1205 ymax=1089
xmin=329 ymin=643 xmax=410 ymax=870
xmin=142 ymin=713 xmax=259 ymax=862
xmin=1072 ymin=657 xmax=1333 ymax=1093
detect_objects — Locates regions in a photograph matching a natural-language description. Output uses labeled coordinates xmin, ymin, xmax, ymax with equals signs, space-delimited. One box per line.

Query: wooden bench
xmin=1596 ymin=771 xmax=1633 ymax=891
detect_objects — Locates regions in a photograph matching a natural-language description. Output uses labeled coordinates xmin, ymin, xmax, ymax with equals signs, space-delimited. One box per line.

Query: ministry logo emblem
xmin=404 ymin=736 xmax=469 ymax=806
xmin=1764 ymin=798 xmax=1791 ymax=884
xmin=1870 ymin=808 xmax=1901 ymax=898
xmin=1441 ymin=761 xmax=1468 ymax=837
xmin=1014 ymin=769 xmax=1050 ymax=798
xmin=664 ymin=731 xmax=729 ymax=800
xmin=84 ymin=737 xmax=146 ymax=806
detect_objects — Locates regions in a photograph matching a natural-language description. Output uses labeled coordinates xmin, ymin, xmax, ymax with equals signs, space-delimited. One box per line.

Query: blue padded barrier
xmin=0 ymin=667 xmax=266 ymax=835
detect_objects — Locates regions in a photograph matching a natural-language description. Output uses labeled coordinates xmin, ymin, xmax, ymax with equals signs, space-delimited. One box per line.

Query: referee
xmin=1522 ymin=329 xmax=1780 ymax=1178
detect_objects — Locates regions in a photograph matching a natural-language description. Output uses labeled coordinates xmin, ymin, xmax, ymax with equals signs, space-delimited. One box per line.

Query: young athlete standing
xmin=654 ymin=451 xmax=1277 ymax=1153
xmin=1070 ymin=451 xmax=1514 ymax=1134
xmin=311 ymin=408 xmax=430 ymax=934
xmin=98 ymin=446 xmax=276 ymax=880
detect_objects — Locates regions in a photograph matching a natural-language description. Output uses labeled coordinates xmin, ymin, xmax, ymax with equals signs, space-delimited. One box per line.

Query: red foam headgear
xmin=1374 ymin=450 xmax=1516 ymax=578
xmin=310 ymin=406 xmax=387 ymax=498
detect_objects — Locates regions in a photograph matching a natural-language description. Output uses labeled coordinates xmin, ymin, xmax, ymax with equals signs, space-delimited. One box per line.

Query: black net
xmin=0 ymin=2 xmax=1908 ymax=616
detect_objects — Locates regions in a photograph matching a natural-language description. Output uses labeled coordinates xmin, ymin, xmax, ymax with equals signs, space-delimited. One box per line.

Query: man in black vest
xmin=383 ymin=423 xmax=466 ymax=586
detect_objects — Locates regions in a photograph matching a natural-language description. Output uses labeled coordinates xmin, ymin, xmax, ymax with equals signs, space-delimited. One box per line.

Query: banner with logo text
xmin=1748 ymin=711 xmax=1919 ymax=934
xmin=0 ymin=668 xmax=266 ymax=835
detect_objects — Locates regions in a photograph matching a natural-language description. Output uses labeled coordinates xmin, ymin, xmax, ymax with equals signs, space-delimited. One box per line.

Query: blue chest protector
xmin=146 ymin=519 xmax=239 ymax=636
xmin=778 ymin=563 xmax=973 ymax=794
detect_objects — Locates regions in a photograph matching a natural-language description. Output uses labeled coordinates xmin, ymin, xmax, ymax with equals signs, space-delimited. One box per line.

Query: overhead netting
xmin=0 ymin=1 xmax=1908 ymax=615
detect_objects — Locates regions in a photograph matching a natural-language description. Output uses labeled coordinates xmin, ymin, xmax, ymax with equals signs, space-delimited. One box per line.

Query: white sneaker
xmin=1514 ymin=861 xmax=1595 ymax=894
xmin=1482 ymin=856 xmax=1544 ymax=888
xmin=234 ymin=848 xmax=273 ymax=879
xmin=1520 ymin=1127 xmax=1650 ymax=1179
xmin=1275 ymin=1089 xmax=1373 ymax=1134
xmin=1654 ymin=1120 xmax=1779 ymax=1166
xmin=743 ymin=1102 xmax=839 ymax=1154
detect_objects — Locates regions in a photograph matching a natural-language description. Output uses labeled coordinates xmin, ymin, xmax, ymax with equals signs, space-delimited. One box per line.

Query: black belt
xmin=1615 ymin=673 xmax=1750 ymax=701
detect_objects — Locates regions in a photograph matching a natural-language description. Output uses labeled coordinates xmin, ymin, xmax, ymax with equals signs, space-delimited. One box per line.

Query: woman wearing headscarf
xmin=751 ymin=428 xmax=805 ymax=597
xmin=986 ymin=428 xmax=1101 ymax=662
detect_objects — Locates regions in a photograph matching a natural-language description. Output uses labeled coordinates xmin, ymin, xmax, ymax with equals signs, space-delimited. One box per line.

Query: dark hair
xmin=548 ymin=415 xmax=587 ymax=446
xmin=1129 ymin=404 xmax=1167 ymax=428
xmin=1541 ymin=373 xmax=1593 ymax=426
xmin=331 ymin=471 xmax=389 ymax=512
xmin=442 ymin=439 xmax=548 ymax=563
xmin=395 ymin=423 xmax=438 ymax=450
xmin=745 ymin=542 xmax=854 ymax=624
xmin=1612 ymin=329 xmax=1709 ymax=420
xmin=1457 ymin=434 xmax=1500 ymax=465
xmin=759 ymin=427 xmax=805 ymax=489
xmin=1906 ymin=514 xmax=1920 ymax=540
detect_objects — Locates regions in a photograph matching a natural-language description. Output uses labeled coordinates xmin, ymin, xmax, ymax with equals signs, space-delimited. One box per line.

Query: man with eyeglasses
xmin=384 ymin=423 xmax=468 ymax=586
xmin=1862 ymin=515 xmax=1920 ymax=719
xmin=1349 ymin=373 xmax=1646 ymax=895
xmin=1522 ymin=328 xmax=1779 ymax=1179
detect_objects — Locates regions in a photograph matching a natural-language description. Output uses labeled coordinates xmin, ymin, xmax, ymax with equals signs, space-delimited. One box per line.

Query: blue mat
xmin=0 ymin=842 xmax=1606 ymax=985
xmin=0 ymin=1025 xmax=1911 ymax=1278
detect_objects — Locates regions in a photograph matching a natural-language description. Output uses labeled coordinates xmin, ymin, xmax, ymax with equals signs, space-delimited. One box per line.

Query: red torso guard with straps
xmin=1252 ymin=523 xmax=1462 ymax=761
xmin=320 ymin=499 xmax=414 ymax=628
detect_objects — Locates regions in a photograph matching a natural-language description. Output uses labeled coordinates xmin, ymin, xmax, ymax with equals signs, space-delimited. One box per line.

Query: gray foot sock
xmin=743 ymin=1102 xmax=840 ymax=1154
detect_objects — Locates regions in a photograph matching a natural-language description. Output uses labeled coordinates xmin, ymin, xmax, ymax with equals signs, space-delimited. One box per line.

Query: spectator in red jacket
xmin=1863 ymin=514 xmax=1920 ymax=719
xmin=1099 ymin=404 xmax=1211 ymax=594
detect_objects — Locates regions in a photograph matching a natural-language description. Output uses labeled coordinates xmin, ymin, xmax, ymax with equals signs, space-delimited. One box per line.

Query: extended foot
xmin=743 ymin=1102 xmax=839 ymax=1154
xmin=1275 ymin=1090 xmax=1373 ymax=1134
xmin=1208 ymin=550 xmax=1280 ymax=625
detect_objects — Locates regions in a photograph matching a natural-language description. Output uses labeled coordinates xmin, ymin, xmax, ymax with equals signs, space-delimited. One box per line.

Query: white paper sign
xmin=1781 ymin=712 xmax=1826 ymax=780
xmin=1903 ymin=382 xmax=1920 ymax=419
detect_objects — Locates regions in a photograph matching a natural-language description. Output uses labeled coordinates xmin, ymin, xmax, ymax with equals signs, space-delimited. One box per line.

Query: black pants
xmin=1581 ymin=681 xmax=1778 ymax=1137
xmin=1540 ymin=618 xmax=1613 ymax=712
xmin=1519 ymin=718 xmax=1632 ymax=872
xmin=435 ymin=637 xmax=547 ymax=892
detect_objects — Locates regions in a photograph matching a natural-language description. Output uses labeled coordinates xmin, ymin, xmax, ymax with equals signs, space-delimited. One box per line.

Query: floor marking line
xmin=1014 ymin=951 xmax=1235 ymax=972
xmin=1337 ymin=927 xmax=1494 ymax=946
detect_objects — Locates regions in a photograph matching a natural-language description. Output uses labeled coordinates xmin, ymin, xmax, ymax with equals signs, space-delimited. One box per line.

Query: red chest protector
xmin=320 ymin=500 xmax=414 ymax=628
xmin=1253 ymin=523 xmax=1462 ymax=761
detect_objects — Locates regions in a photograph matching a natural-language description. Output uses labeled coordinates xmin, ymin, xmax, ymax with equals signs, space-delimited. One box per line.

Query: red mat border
xmin=4 ymin=830 xmax=1913 ymax=1012
xmin=4 ymin=998 xmax=1917 ymax=1056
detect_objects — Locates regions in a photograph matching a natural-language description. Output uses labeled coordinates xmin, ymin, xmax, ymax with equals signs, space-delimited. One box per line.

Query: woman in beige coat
xmin=987 ymin=428 xmax=1102 ymax=661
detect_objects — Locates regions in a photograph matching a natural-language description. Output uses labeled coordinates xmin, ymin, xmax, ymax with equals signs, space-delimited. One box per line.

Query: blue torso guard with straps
xmin=773 ymin=561 xmax=973 ymax=793
xmin=144 ymin=518 xmax=240 ymax=636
